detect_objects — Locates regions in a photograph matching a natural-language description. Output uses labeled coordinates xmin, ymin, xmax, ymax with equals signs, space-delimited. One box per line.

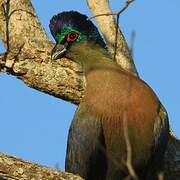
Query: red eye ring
xmin=66 ymin=32 xmax=79 ymax=42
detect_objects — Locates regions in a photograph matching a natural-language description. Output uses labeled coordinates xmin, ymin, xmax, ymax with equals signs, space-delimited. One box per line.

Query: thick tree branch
xmin=0 ymin=152 xmax=83 ymax=180
xmin=0 ymin=0 xmax=85 ymax=104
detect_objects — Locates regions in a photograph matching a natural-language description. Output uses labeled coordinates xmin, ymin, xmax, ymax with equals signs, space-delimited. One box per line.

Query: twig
xmin=87 ymin=0 xmax=135 ymax=20
xmin=123 ymin=110 xmax=139 ymax=180
xmin=123 ymin=71 xmax=139 ymax=180
xmin=87 ymin=0 xmax=135 ymax=62
xmin=2 ymin=0 xmax=10 ymax=60
xmin=113 ymin=0 xmax=135 ymax=62
xmin=0 ymin=53 xmax=6 ymax=72
xmin=113 ymin=10 xmax=120 ymax=62
xmin=9 ymin=8 xmax=36 ymax=18
xmin=130 ymin=31 xmax=136 ymax=58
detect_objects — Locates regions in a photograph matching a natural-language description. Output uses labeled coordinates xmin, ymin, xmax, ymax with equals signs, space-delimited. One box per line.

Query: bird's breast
xmin=83 ymin=68 xmax=159 ymax=166
xmin=84 ymin=69 xmax=158 ymax=120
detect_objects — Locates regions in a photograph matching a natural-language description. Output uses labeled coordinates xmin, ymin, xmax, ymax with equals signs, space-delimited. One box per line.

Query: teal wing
xmin=65 ymin=104 xmax=107 ymax=180
xmin=153 ymin=104 xmax=169 ymax=151
xmin=146 ymin=103 xmax=169 ymax=179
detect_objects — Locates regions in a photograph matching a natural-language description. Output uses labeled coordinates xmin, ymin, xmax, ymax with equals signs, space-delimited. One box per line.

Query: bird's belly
xmin=84 ymin=92 xmax=156 ymax=170
xmin=83 ymin=98 xmax=155 ymax=171
xmin=84 ymin=70 xmax=159 ymax=170
xmin=101 ymin=115 xmax=154 ymax=169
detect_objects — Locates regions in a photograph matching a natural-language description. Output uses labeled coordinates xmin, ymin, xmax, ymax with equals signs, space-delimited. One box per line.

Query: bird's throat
xmin=66 ymin=41 xmax=110 ymax=74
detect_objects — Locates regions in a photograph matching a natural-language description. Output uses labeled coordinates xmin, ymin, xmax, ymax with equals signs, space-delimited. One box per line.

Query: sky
xmin=0 ymin=0 xmax=180 ymax=170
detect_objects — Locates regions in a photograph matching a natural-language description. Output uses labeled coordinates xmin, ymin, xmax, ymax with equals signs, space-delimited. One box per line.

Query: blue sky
xmin=0 ymin=0 xmax=180 ymax=170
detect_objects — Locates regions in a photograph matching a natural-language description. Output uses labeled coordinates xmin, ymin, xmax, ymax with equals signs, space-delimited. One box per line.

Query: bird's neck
xmin=82 ymin=54 xmax=110 ymax=75
xmin=67 ymin=41 xmax=110 ymax=74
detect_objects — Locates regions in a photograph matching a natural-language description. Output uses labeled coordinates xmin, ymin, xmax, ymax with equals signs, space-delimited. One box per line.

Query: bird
xmin=49 ymin=11 xmax=170 ymax=180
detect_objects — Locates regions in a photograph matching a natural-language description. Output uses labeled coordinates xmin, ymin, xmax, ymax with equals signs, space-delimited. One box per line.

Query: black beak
xmin=51 ymin=44 xmax=67 ymax=60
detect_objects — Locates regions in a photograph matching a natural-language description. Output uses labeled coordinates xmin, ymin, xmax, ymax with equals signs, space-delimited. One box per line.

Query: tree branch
xmin=88 ymin=0 xmax=135 ymax=64
xmin=87 ymin=0 xmax=138 ymax=76
xmin=0 ymin=152 xmax=83 ymax=180
xmin=0 ymin=0 xmax=85 ymax=104
xmin=0 ymin=53 xmax=6 ymax=72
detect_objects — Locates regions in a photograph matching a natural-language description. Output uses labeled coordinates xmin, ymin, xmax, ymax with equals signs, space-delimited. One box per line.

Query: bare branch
xmin=0 ymin=0 xmax=51 ymax=50
xmin=87 ymin=0 xmax=138 ymax=76
xmin=123 ymin=111 xmax=139 ymax=180
xmin=0 ymin=0 xmax=85 ymax=104
xmin=87 ymin=0 xmax=135 ymax=23
xmin=2 ymin=0 xmax=10 ymax=53
xmin=113 ymin=10 xmax=120 ymax=62
xmin=122 ymin=71 xmax=139 ymax=180
xmin=113 ymin=0 xmax=135 ymax=62
xmin=130 ymin=31 xmax=136 ymax=58
xmin=0 ymin=152 xmax=84 ymax=180
xmin=0 ymin=53 xmax=6 ymax=72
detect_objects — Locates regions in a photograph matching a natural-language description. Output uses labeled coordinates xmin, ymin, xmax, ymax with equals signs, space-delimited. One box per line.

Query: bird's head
xmin=49 ymin=11 xmax=108 ymax=66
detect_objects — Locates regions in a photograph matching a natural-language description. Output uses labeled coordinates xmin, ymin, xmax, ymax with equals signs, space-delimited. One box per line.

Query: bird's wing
xmin=65 ymin=105 xmax=107 ymax=179
xmin=146 ymin=103 xmax=169 ymax=179
xmin=153 ymin=103 xmax=169 ymax=152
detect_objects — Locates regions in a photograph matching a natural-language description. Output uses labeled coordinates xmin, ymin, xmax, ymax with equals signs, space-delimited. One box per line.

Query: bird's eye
xmin=66 ymin=32 xmax=79 ymax=42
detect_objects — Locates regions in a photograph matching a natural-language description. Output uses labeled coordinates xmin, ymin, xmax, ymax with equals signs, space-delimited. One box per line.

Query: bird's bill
xmin=51 ymin=44 xmax=67 ymax=60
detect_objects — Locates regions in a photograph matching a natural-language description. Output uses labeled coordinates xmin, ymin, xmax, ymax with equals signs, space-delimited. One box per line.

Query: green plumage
xmin=50 ymin=11 xmax=170 ymax=180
